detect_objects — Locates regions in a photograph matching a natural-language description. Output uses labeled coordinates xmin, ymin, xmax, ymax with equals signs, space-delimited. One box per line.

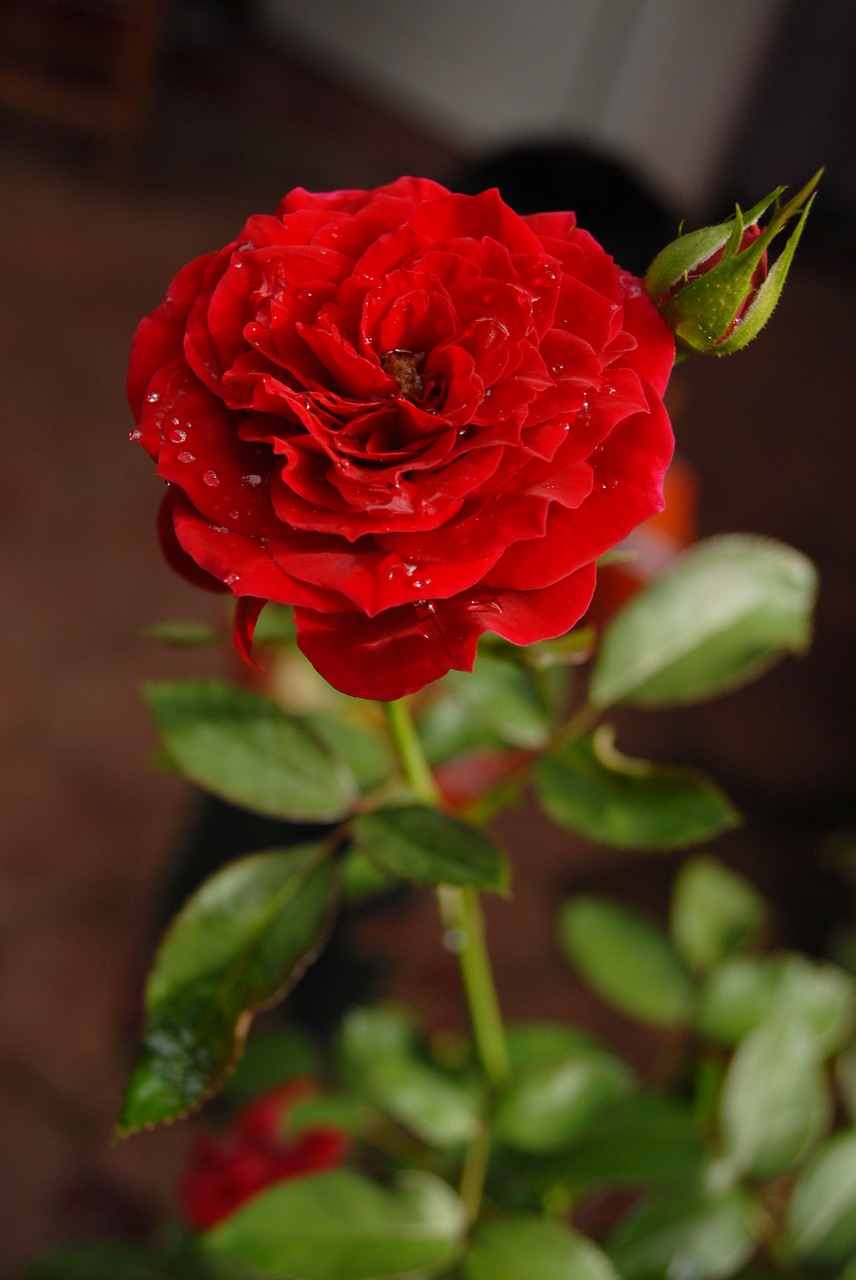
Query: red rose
xmin=179 ymin=1080 xmax=349 ymax=1231
xmin=129 ymin=177 xmax=674 ymax=700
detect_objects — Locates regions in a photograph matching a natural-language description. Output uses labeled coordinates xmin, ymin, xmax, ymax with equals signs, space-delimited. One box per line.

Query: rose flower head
xmin=179 ymin=1080 xmax=349 ymax=1231
xmin=129 ymin=177 xmax=675 ymax=700
xmin=646 ymin=171 xmax=821 ymax=356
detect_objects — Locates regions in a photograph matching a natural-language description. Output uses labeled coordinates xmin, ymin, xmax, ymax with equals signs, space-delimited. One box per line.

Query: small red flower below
xmin=180 ymin=1080 xmax=349 ymax=1231
xmin=129 ymin=177 xmax=675 ymax=700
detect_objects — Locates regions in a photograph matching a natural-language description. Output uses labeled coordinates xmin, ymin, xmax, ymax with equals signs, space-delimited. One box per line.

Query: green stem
xmin=383 ymin=698 xmax=510 ymax=1219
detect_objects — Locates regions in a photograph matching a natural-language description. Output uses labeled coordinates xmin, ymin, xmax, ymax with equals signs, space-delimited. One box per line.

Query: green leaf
xmin=559 ymin=897 xmax=694 ymax=1027
xmin=223 ymin=1024 xmax=320 ymax=1099
xmin=445 ymin=652 xmax=554 ymax=748
xmin=537 ymin=727 xmax=739 ymax=850
xmin=118 ymin=843 xmax=336 ymax=1134
xmin=557 ymin=1093 xmax=706 ymax=1188
xmin=607 ymin=1185 xmax=758 ymax=1280
xmin=697 ymin=954 xmax=856 ymax=1055
xmin=352 ymin=805 xmax=508 ymax=893
xmin=494 ymin=1048 xmax=633 ymax=1152
xmin=720 ymin=1014 xmax=831 ymax=1178
xmin=505 ymin=1021 xmax=601 ymax=1071
xmin=23 ymin=1243 xmax=158 ymax=1280
xmin=205 ymin=1169 xmax=466 ymax=1279
xmin=589 ymin=535 xmax=817 ymax=708
xmin=339 ymin=1007 xmax=480 ymax=1148
xmin=146 ymin=680 xmax=358 ymax=820
xmin=464 ymin=1215 xmax=619 ymax=1280
xmin=783 ymin=1129 xmax=856 ymax=1264
xmin=671 ymin=857 xmax=768 ymax=973
xmin=304 ymin=711 xmax=394 ymax=794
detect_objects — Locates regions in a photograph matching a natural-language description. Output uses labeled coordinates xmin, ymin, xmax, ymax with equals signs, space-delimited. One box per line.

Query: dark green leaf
xmin=352 ymin=805 xmax=508 ymax=893
xmin=339 ymin=1007 xmax=480 ymax=1148
xmin=589 ymin=535 xmax=817 ymax=708
xmin=464 ymin=1215 xmax=619 ymax=1280
xmin=146 ymin=680 xmax=358 ymax=820
xmin=223 ymin=1024 xmax=320 ymax=1099
xmin=697 ymin=954 xmax=856 ymax=1054
xmin=559 ymin=897 xmax=694 ymax=1027
xmin=537 ymin=728 xmax=739 ymax=850
xmin=304 ymin=711 xmax=393 ymax=793
xmin=671 ymin=857 xmax=768 ymax=973
xmin=783 ymin=1129 xmax=856 ymax=1264
xmin=720 ymin=1014 xmax=830 ymax=1178
xmin=205 ymin=1169 xmax=466 ymax=1279
xmin=494 ymin=1048 xmax=632 ymax=1152
xmin=445 ymin=652 xmax=554 ymax=748
xmin=557 ymin=1093 xmax=706 ymax=1188
xmin=118 ymin=843 xmax=336 ymax=1134
xmin=23 ymin=1243 xmax=157 ymax=1280
xmin=607 ymin=1185 xmax=758 ymax=1280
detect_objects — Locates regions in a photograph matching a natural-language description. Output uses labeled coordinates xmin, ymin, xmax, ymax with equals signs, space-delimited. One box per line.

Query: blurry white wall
xmin=258 ymin=0 xmax=786 ymax=215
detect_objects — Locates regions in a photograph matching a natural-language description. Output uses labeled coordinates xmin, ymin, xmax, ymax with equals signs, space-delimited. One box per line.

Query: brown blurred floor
xmin=1 ymin=28 xmax=855 ymax=1278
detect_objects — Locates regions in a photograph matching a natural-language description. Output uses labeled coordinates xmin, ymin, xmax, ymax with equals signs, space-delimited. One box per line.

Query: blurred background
xmin=1 ymin=0 xmax=854 ymax=1272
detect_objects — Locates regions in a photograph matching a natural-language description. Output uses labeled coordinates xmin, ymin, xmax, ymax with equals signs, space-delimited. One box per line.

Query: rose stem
xmin=383 ymin=698 xmax=510 ymax=1219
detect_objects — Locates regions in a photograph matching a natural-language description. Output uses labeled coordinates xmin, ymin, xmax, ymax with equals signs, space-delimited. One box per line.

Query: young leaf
xmin=589 ymin=535 xmax=817 ymax=708
xmin=464 ymin=1215 xmax=619 ymax=1280
xmin=146 ymin=680 xmax=359 ymax=820
xmin=783 ymin=1129 xmax=856 ymax=1264
xmin=352 ymin=805 xmax=508 ymax=893
xmin=205 ymin=1169 xmax=466 ymax=1279
xmin=118 ymin=843 xmax=336 ymax=1134
xmin=339 ymin=1007 xmax=480 ymax=1148
xmin=671 ymin=856 xmax=768 ymax=973
xmin=606 ymin=1184 xmax=758 ymax=1280
xmin=559 ymin=897 xmax=694 ymax=1027
xmin=493 ymin=1048 xmax=632 ymax=1152
xmin=537 ymin=728 xmax=739 ymax=850
xmin=720 ymin=1014 xmax=830 ymax=1178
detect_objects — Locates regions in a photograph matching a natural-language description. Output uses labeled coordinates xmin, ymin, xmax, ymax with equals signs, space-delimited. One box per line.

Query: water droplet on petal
xmin=177 ymin=451 xmax=195 ymax=464
xmin=203 ymin=470 xmax=220 ymax=487
xmin=128 ymin=428 xmax=142 ymax=442
xmin=224 ymin=573 xmax=240 ymax=586
xmin=243 ymin=474 xmax=262 ymax=488
xmin=146 ymin=391 xmax=160 ymax=404
xmin=228 ymin=509 xmax=240 ymax=520
xmin=168 ymin=428 xmax=186 ymax=443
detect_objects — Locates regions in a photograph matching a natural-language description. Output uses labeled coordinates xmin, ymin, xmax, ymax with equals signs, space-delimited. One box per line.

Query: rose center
xmin=381 ymin=349 xmax=426 ymax=401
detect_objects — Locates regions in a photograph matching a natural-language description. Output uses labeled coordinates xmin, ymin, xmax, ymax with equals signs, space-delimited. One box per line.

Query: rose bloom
xmin=129 ymin=177 xmax=674 ymax=700
xmin=180 ymin=1081 xmax=349 ymax=1230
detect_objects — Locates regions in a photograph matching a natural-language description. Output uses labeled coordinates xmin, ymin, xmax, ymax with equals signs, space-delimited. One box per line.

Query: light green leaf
xmin=146 ymin=680 xmax=358 ymax=820
xmin=607 ymin=1185 xmax=758 ymax=1280
xmin=205 ymin=1169 xmax=466 ymax=1279
xmin=783 ymin=1129 xmax=856 ymax=1264
xmin=118 ymin=843 xmax=335 ymax=1134
xmin=494 ymin=1048 xmax=633 ymax=1152
xmin=559 ymin=897 xmax=694 ymax=1027
xmin=697 ymin=954 xmax=856 ymax=1055
xmin=464 ymin=1215 xmax=619 ymax=1280
xmin=671 ymin=857 xmax=768 ymax=973
xmin=339 ymin=1007 xmax=480 ymax=1148
xmin=304 ymin=711 xmax=393 ymax=793
xmin=352 ymin=805 xmax=508 ymax=893
xmin=589 ymin=535 xmax=817 ymax=708
xmin=537 ymin=727 xmax=739 ymax=850
xmin=720 ymin=1014 xmax=830 ymax=1178
xmin=505 ymin=1021 xmax=601 ymax=1072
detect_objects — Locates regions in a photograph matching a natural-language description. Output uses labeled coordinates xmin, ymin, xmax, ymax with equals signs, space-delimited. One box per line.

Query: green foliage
xmin=204 ymin=1169 xmax=467 ymax=1279
xmin=146 ymin=680 xmax=359 ymax=820
xmin=589 ymin=535 xmax=817 ymax=708
xmin=537 ymin=727 xmax=739 ymax=850
xmin=463 ymin=1215 xmax=619 ymax=1280
xmin=559 ymin=896 xmax=694 ymax=1027
xmin=352 ymin=805 xmax=509 ymax=893
xmin=493 ymin=1045 xmax=633 ymax=1152
xmin=671 ymin=856 xmax=769 ymax=973
xmin=118 ymin=843 xmax=336 ymax=1134
xmin=606 ymin=1184 xmax=758 ymax=1280
xmin=782 ymin=1129 xmax=856 ymax=1264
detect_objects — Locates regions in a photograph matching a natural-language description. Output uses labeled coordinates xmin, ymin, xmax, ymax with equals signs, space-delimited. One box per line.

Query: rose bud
xmin=645 ymin=170 xmax=821 ymax=356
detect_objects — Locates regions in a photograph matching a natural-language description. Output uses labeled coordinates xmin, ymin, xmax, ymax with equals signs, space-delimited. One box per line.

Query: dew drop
xmin=177 ymin=450 xmax=195 ymax=464
xmin=170 ymin=416 xmax=180 ymax=426
xmin=146 ymin=391 xmax=160 ymax=404
xmin=128 ymin=428 xmax=142 ymax=442
xmin=224 ymin=573 xmax=240 ymax=586
xmin=243 ymin=474 xmax=262 ymax=488
xmin=203 ymin=470 xmax=220 ymax=487
xmin=168 ymin=428 xmax=186 ymax=444
xmin=228 ymin=509 xmax=240 ymax=520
